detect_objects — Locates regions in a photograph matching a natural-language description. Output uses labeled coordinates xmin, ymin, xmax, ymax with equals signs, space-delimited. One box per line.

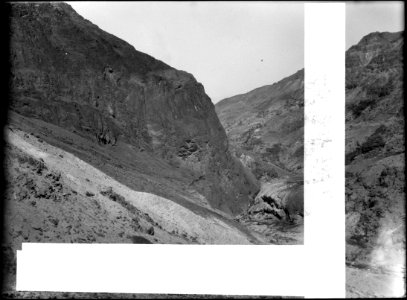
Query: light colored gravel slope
xmin=6 ymin=127 xmax=253 ymax=245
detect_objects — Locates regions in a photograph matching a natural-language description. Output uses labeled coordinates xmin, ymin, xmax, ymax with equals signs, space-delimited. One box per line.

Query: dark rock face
xmin=8 ymin=2 xmax=258 ymax=215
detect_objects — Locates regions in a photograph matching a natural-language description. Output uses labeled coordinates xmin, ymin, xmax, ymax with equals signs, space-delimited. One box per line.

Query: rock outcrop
xmin=8 ymin=2 xmax=258 ymax=215
xmin=245 ymin=179 xmax=303 ymax=222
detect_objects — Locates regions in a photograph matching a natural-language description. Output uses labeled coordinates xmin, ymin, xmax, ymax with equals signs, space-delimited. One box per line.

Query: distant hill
xmin=216 ymin=69 xmax=304 ymax=181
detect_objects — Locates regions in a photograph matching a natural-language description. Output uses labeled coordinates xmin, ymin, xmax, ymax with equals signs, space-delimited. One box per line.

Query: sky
xmin=346 ymin=1 xmax=404 ymax=49
xmin=68 ymin=2 xmax=404 ymax=103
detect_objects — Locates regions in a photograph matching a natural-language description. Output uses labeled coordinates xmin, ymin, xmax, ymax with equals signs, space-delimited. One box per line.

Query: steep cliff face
xmin=8 ymin=2 xmax=258 ymax=215
xmin=9 ymin=3 xmax=166 ymax=147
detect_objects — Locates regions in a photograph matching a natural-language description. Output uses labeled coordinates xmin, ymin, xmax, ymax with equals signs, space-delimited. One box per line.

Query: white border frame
xmin=304 ymin=3 xmax=345 ymax=298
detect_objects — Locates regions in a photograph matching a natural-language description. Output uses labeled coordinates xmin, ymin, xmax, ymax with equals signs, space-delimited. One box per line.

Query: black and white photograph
xmin=0 ymin=1 xmax=404 ymax=298
xmin=344 ymin=2 xmax=404 ymax=297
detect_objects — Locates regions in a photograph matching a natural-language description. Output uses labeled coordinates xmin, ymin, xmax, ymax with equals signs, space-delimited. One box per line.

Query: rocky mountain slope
xmin=345 ymin=31 xmax=405 ymax=298
xmin=215 ymin=68 xmax=304 ymax=230
xmin=216 ymin=31 xmax=405 ymax=297
xmin=3 ymin=2 xmax=267 ymax=293
xmin=4 ymin=1 xmax=404 ymax=297
xmin=216 ymin=69 xmax=304 ymax=180
xmin=8 ymin=2 xmax=258 ymax=217
xmin=344 ymin=31 xmax=404 ymax=271
xmin=2 ymin=115 xmax=266 ymax=292
xmin=215 ymin=68 xmax=305 ymax=239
